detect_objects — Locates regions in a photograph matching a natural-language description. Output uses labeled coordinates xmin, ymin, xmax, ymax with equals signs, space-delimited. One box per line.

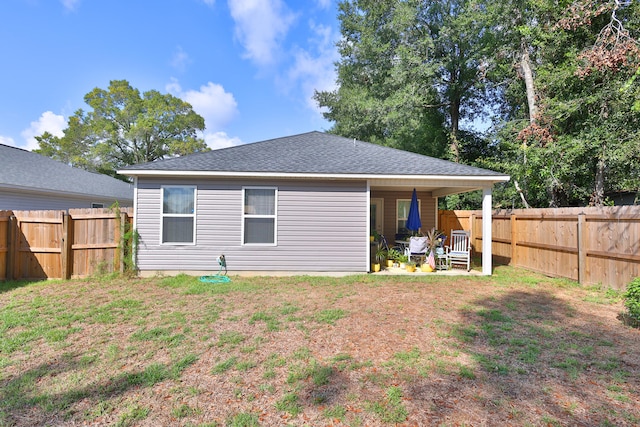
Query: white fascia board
xmin=118 ymin=169 xmax=511 ymax=183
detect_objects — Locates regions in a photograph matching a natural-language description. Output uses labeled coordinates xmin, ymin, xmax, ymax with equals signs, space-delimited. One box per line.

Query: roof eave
xmin=117 ymin=169 xmax=510 ymax=183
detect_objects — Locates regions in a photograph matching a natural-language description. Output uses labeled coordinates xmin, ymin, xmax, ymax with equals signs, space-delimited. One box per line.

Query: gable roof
xmin=0 ymin=144 xmax=133 ymax=200
xmin=119 ymin=131 xmax=508 ymax=180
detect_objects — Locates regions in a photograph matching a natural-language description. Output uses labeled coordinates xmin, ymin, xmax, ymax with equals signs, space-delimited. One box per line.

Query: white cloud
xmin=166 ymin=79 xmax=242 ymax=150
xmin=20 ymin=111 xmax=66 ymax=151
xmin=170 ymin=46 xmax=191 ymax=72
xmin=315 ymin=0 xmax=331 ymax=9
xmin=60 ymin=0 xmax=80 ymax=11
xmin=201 ymin=0 xmax=215 ymax=5
xmin=167 ymin=80 xmax=239 ymax=130
xmin=287 ymin=21 xmax=339 ymax=111
xmin=0 ymin=135 xmax=17 ymax=147
xmin=203 ymin=131 xmax=243 ymax=150
xmin=228 ymin=0 xmax=296 ymax=66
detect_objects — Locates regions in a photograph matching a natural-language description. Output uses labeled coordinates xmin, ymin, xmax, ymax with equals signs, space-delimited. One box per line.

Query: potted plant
xmin=421 ymin=262 xmax=434 ymax=272
xmin=405 ymin=260 xmax=417 ymax=272
xmin=386 ymin=248 xmax=401 ymax=268
xmin=371 ymin=244 xmax=387 ymax=272
xmin=397 ymin=254 xmax=408 ymax=269
xmin=424 ymin=227 xmax=445 ymax=251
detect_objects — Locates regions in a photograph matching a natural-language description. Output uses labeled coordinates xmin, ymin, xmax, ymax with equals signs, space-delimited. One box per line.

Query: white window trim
xmin=396 ymin=198 xmax=421 ymax=234
xmin=242 ymin=186 xmax=278 ymax=246
xmin=160 ymin=185 xmax=197 ymax=245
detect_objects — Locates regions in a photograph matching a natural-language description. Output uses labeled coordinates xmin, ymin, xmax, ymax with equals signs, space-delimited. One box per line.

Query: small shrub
xmin=624 ymin=277 xmax=640 ymax=324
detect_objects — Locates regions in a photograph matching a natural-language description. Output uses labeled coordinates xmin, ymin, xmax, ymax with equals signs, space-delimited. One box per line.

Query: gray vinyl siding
xmin=135 ymin=178 xmax=368 ymax=272
xmin=0 ymin=189 xmax=132 ymax=211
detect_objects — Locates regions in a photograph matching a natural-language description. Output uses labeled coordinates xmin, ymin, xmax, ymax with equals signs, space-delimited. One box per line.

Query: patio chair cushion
xmin=409 ymin=236 xmax=427 ymax=254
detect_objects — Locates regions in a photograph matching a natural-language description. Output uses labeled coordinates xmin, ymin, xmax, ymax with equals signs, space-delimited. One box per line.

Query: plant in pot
xmin=405 ymin=260 xmax=417 ymax=272
xmin=424 ymin=227 xmax=445 ymax=251
xmin=397 ymin=254 xmax=408 ymax=269
xmin=386 ymin=248 xmax=401 ymax=268
xmin=423 ymin=227 xmax=445 ymax=271
xmin=421 ymin=262 xmax=434 ymax=272
xmin=371 ymin=244 xmax=387 ymax=272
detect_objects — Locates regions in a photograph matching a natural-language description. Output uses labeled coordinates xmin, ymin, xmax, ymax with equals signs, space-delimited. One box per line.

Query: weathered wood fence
xmin=0 ymin=208 xmax=133 ymax=280
xmin=439 ymin=206 xmax=640 ymax=290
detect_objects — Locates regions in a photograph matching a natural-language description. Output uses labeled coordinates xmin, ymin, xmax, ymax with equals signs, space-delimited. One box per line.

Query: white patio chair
xmin=446 ymin=230 xmax=471 ymax=271
xmin=405 ymin=236 xmax=428 ymax=263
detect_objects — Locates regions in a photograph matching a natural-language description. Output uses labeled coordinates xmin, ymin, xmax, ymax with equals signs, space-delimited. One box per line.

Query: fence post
xmin=470 ymin=212 xmax=476 ymax=252
xmin=114 ymin=212 xmax=127 ymax=274
xmin=61 ymin=213 xmax=72 ymax=280
xmin=510 ymin=214 xmax=517 ymax=266
xmin=11 ymin=215 xmax=20 ymax=280
xmin=577 ymin=213 xmax=586 ymax=285
xmin=6 ymin=216 xmax=15 ymax=280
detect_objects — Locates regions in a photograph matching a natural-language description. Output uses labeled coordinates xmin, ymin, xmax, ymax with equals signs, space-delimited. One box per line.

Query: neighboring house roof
xmin=0 ymin=144 xmax=133 ymax=200
xmin=120 ymin=131 xmax=508 ymax=181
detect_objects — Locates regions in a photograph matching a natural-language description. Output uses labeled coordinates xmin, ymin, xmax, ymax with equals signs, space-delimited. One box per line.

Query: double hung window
xmin=396 ymin=199 xmax=420 ymax=234
xmin=161 ymin=186 xmax=196 ymax=244
xmin=243 ymin=187 xmax=277 ymax=244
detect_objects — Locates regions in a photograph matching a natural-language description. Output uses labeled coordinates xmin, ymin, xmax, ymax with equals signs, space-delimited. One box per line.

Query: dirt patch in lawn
xmin=1 ymin=267 xmax=639 ymax=426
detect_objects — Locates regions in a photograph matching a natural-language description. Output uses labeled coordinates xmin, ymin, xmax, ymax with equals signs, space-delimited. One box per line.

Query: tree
xmin=483 ymin=0 xmax=640 ymax=207
xmin=315 ymin=0 xmax=449 ymax=158
xmin=425 ymin=0 xmax=491 ymax=161
xmin=35 ymin=80 xmax=208 ymax=178
xmin=316 ymin=0 xmax=640 ymax=208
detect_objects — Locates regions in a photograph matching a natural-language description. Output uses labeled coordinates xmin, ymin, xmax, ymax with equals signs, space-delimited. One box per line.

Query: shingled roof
xmin=0 ymin=144 xmax=133 ymax=200
xmin=120 ymin=131 xmax=507 ymax=178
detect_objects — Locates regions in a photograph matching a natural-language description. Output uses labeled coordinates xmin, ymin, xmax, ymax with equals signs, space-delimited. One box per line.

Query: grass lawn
xmin=1 ymin=266 xmax=639 ymax=426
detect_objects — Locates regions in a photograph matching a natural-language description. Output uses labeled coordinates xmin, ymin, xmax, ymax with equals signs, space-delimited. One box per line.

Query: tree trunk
xmin=592 ymin=156 xmax=606 ymax=207
xmin=520 ymin=48 xmax=537 ymax=124
xmin=514 ymin=180 xmax=531 ymax=209
xmin=449 ymin=98 xmax=460 ymax=163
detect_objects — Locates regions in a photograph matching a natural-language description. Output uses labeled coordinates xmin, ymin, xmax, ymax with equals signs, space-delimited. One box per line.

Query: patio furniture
xmin=405 ymin=236 xmax=428 ymax=263
xmin=446 ymin=230 xmax=471 ymax=271
xmin=434 ymin=247 xmax=450 ymax=270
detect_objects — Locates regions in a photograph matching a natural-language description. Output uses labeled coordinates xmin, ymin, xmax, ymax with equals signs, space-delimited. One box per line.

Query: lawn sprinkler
xmin=199 ymin=254 xmax=230 ymax=283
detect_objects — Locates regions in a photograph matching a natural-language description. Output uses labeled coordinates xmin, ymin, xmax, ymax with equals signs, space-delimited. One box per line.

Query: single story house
xmin=119 ymin=131 xmax=510 ymax=276
xmin=0 ymin=144 xmax=133 ymax=210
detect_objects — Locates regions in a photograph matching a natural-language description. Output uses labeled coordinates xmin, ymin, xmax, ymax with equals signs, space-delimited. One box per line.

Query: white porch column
xmin=482 ymin=187 xmax=492 ymax=275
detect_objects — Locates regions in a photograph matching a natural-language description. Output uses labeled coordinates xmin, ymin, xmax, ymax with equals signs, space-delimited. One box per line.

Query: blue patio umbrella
xmin=406 ymin=188 xmax=422 ymax=232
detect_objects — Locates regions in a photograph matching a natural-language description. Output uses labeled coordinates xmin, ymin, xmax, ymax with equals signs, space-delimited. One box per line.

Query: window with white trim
xmin=243 ymin=187 xmax=276 ymax=244
xmin=161 ymin=186 xmax=196 ymax=244
xmin=396 ymin=199 xmax=420 ymax=234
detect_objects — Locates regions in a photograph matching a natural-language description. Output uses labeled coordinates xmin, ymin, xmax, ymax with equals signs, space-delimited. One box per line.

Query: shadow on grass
xmin=0 ymin=352 xmax=197 ymax=426
xmin=0 ymin=279 xmax=46 ymax=294
xmin=405 ymin=289 xmax=640 ymax=426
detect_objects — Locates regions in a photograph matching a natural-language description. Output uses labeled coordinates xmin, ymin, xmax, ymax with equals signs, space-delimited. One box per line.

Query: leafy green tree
xmin=483 ymin=0 xmax=640 ymax=207
xmin=314 ymin=0 xmax=449 ymax=158
xmin=317 ymin=0 xmax=639 ymax=208
xmin=35 ymin=111 xmax=95 ymax=170
xmin=35 ymin=80 xmax=208 ymax=178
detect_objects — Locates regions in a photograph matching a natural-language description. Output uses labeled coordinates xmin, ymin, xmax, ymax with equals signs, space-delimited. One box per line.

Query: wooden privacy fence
xmin=0 ymin=208 xmax=133 ymax=280
xmin=439 ymin=207 xmax=640 ymax=290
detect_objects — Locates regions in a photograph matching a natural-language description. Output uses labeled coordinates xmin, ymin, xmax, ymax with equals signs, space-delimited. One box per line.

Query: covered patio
xmin=368 ymin=175 xmax=509 ymax=275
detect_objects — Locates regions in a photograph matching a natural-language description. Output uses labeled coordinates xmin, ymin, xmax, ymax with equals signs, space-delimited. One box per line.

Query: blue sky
xmin=0 ymin=0 xmax=340 ymax=151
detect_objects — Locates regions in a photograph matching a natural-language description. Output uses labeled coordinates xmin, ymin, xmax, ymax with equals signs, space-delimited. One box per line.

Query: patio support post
xmin=482 ymin=187 xmax=492 ymax=275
